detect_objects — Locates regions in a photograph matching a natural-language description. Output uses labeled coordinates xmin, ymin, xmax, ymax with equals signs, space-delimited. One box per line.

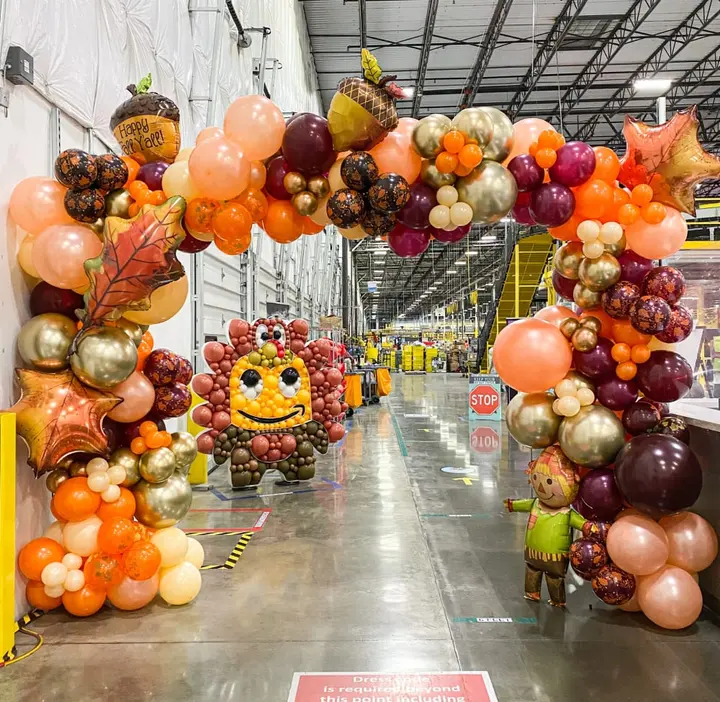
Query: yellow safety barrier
xmin=187 ymin=392 xmax=209 ymax=485
xmin=0 ymin=413 xmax=16 ymax=662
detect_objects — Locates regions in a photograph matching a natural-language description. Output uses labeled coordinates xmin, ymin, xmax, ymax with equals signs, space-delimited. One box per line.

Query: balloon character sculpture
xmin=191 ymin=318 xmax=347 ymax=488
xmin=504 ymin=446 xmax=589 ymax=607
xmin=495 ymin=106 xmax=720 ymax=628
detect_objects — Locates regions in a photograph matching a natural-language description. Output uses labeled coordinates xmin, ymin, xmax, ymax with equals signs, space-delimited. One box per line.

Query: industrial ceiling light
xmin=465 ymin=250 xmax=479 ymax=256
xmin=372 ymin=250 xmax=387 ymax=255
xmin=633 ymin=78 xmax=672 ymax=96
xmin=454 ymin=260 xmax=466 ymax=265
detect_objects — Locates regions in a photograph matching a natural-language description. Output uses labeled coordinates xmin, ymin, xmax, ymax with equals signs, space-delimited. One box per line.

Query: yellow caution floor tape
xmin=198 ymin=531 xmax=253 ymax=571
xmin=2 ymin=609 xmax=45 ymax=664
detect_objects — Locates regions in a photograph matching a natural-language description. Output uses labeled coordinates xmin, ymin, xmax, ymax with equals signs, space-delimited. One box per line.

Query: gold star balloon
xmin=619 ymin=106 xmax=720 ymax=214
xmin=8 ymin=369 xmax=121 ymax=476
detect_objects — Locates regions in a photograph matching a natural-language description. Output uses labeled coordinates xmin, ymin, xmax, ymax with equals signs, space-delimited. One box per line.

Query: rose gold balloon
xmin=534 ymin=305 xmax=579 ymax=329
xmin=108 ymin=372 xmax=156 ymax=423
xmin=9 ymin=177 xmax=74 ymax=234
xmin=224 ymin=95 xmax=285 ymax=161
xmin=369 ymin=131 xmax=422 ymax=184
xmin=625 ymin=206 xmax=687 ymax=259
xmin=32 ymin=224 xmax=103 ymax=289
xmin=189 ymin=136 xmax=250 ymax=201
xmin=660 ymin=512 xmax=718 ymax=574
xmin=615 ymin=508 xmax=642 ymax=521
xmin=196 ymin=126 xmax=224 ymax=143
xmin=619 ymin=590 xmax=642 ymax=612
xmin=638 ymin=565 xmax=703 ymax=630
xmin=107 ymin=572 xmax=159 ymax=610
xmin=606 ymin=514 xmax=669 ymax=576
xmin=503 ymin=118 xmax=555 ymax=166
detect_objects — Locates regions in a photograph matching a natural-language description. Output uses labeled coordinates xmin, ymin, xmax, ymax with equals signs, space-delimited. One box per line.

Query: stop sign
xmin=470 ymin=425 xmax=500 ymax=453
xmin=469 ymin=384 xmax=500 ymax=416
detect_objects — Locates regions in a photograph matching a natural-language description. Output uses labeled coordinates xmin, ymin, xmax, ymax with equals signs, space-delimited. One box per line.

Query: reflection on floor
xmin=5 ymin=375 xmax=720 ymax=701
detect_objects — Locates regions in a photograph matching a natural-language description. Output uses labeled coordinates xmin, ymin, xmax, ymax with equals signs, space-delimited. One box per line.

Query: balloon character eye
xmin=546 ymin=478 xmax=553 ymax=485
xmin=279 ymin=367 xmax=301 ymax=398
xmin=240 ymin=369 xmax=263 ymax=400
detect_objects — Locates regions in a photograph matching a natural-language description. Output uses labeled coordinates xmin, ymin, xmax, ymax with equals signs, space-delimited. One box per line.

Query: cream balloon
xmin=87 ymin=473 xmax=111 ymax=496
xmin=429 ymin=205 xmax=451 ymax=229
xmin=576 ymin=388 xmax=595 ymax=406
xmin=44 ymin=520 xmax=65 ymax=545
xmin=557 ymin=395 xmax=581 ymax=417
xmin=18 ymin=236 xmax=40 ymax=278
xmin=63 ymin=569 xmax=85 ymax=593
xmin=123 ymin=276 xmax=188 ymax=325
xmin=86 ymin=457 xmax=109 ymax=475
xmin=162 ymin=161 xmax=201 ymax=201
xmin=554 ymin=379 xmax=577 ymax=398
xmin=107 ymin=466 xmax=127 ymax=485
xmin=599 ymin=221 xmax=623 ymax=244
xmin=44 ymin=584 xmax=65 ymax=599
xmin=450 ymin=202 xmax=473 ymax=227
xmin=185 ymin=538 xmax=205 ymax=569
xmin=309 ymin=195 xmax=332 ymax=226
xmin=41 ymin=562 xmax=68 ymax=587
xmin=159 ymin=561 xmax=202 ymax=606
xmin=328 ymin=158 xmax=345 ymax=193
xmin=582 ymin=240 xmax=605 ymax=259
xmin=338 ymin=224 xmax=367 ymax=240
xmin=62 ymin=516 xmax=102 ymax=557
xmin=436 ymin=185 xmax=459 ymax=207
xmin=102 ymin=485 xmax=121 ymax=503
xmin=577 ymin=220 xmax=600 ymax=242
xmin=151 ymin=527 xmax=189 ymax=568
xmin=175 ymin=147 xmax=194 ymax=162
xmin=61 ymin=553 xmax=83 ymax=571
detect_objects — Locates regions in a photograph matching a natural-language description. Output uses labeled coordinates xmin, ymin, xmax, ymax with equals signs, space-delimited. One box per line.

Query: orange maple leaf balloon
xmin=79 ymin=196 xmax=187 ymax=326
xmin=619 ymin=106 xmax=720 ymax=215
xmin=8 ymin=369 xmax=121 ymax=476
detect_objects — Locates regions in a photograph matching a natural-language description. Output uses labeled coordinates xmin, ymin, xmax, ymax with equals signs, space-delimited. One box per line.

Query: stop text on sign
xmin=468 ymin=374 xmax=502 ymax=421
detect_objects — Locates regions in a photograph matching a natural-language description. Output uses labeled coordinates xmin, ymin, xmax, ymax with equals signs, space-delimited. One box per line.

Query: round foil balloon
xmin=475 ymin=106 xmax=513 ymax=162
xmin=506 ymin=392 xmax=561 ymax=448
xmin=133 ymin=472 xmax=192 ymax=529
xmin=456 ymin=161 xmax=517 ymax=224
xmin=636 ymin=350 xmax=693 ymax=403
xmin=70 ymin=327 xmax=138 ymax=390
xmin=368 ymin=173 xmax=411 ymax=214
xmin=558 ymin=404 xmax=625 ymax=468
xmin=17 ymin=313 xmax=77 ymax=371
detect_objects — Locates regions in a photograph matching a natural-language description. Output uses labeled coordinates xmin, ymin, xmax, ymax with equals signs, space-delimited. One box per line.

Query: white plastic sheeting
xmin=0 ymin=0 xmax=341 ymax=617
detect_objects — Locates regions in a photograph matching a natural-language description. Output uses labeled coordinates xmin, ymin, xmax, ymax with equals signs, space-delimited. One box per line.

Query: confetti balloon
xmin=601 ymin=281 xmax=640 ymax=319
xmin=630 ymin=295 xmax=672 ymax=335
xmin=652 ymin=415 xmax=690 ymax=444
xmin=340 ymin=151 xmax=379 ymax=191
xmin=569 ymin=537 xmax=608 ymax=580
xmin=327 ymin=188 xmax=366 ymax=228
xmin=55 ymin=149 xmax=97 ymax=189
xmin=96 ymin=154 xmax=130 ymax=192
xmin=368 ymin=173 xmax=411 ymax=214
xmin=654 ymin=305 xmax=693 ymax=343
xmin=64 ymin=188 xmax=106 ymax=224
xmin=361 ymin=210 xmax=396 ymax=237
xmin=591 ymin=564 xmax=636 ymax=605
xmin=641 ymin=266 xmax=686 ymax=304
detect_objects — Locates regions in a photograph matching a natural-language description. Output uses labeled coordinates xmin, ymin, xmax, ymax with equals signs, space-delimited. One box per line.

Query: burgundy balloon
xmin=29 ymin=282 xmax=83 ymax=319
xmin=178 ymin=231 xmax=212 ymax=253
xmin=507 ymin=155 xmax=544 ymax=192
xmin=575 ymin=468 xmax=624 ymax=521
xmin=265 ymin=157 xmax=293 ymax=200
xmin=630 ymin=295 xmax=672 ymax=335
xmin=569 ymin=537 xmax=609 ymax=581
xmin=281 ymin=113 xmax=336 ymax=174
xmin=136 ymin=161 xmax=169 ymax=191
xmin=654 ymin=304 xmax=693 ymax=343
xmin=529 ymin=183 xmax=575 ymax=227
xmin=652 ymin=415 xmax=690 ymax=445
xmin=512 ymin=191 xmax=535 ymax=225
xmin=552 ymin=270 xmax=576 ymax=300
xmin=388 ymin=223 xmax=431 ymax=257
xmin=617 ymin=250 xmax=654 ymax=286
xmin=397 ymin=182 xmax=436 ymax=229
xmin=572 ymin=337 xmax=616 ymax=381
xmin=641 ymin=266 xmax=686 ymax=304
xmin=591 ymin=564 xmax=636 ymax=606
xmin=583 ymin=520 xmax=612 ymax=543
xmin=614 ymin=434 xmax=702 ymax=516
xmin=601 ymin=281 xmax=640 ymax=319
xmin=636 ymin=350 xmax=693 ymax=403
xmin=596 ymin=376 xmax=638 ymax=411
xmin=622 ymin=401 xmax=661 ymax=435
xmin=430 ymin=223 xmax=470 ymax=243
xmin=549 ymin=141 xmax=596 ymax=187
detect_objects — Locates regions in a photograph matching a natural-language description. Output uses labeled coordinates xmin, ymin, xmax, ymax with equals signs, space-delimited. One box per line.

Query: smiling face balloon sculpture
xmin=191 ymin=317 xmax=346 ymax=488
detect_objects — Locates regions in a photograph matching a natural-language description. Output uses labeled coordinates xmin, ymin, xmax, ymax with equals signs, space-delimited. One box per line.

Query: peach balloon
xmin=619 ymin=590 xmax=642 ymax=612
xmin=328 ymin=159 xmax=346 ymax=193
xmin=196 ymin=126 xmax=224 ymax=143
xmin=638 ymin=565 xmax=703 ymax=630
xmin=606 ymin=514 xmax=669 ymax=576
xmin=503 ymin=118 xmax=555 ymax=165
xmin=534 ymin=305 xmax=578 ymax=328
xmin=396 ymin=117 xmax=419 ymax=136
xmin=580 ymin=309 xmax=614 ymax=340
xmin=339 ymin=224 xmax=368 ymax=240
xmin=369 ymin=131 xmax=422 ymax=183
xmin=648 ymin=336 xmax=678 ymax=352
xmin=249 ymin=160 xmax=267 ymax=190
xmin=310 ymin=195 xmax=332 ymax=226
xmin=162 ymin=161 xmax=201 ymax=201
xmin=189 ymin=136 xmax=250 ymax=201
xmin=32 ymin=224 xmax=102 ymax=289
xmin=493 ymin=318 xmax=573 ymax=393
xmin=9 ymin=177 xmax=74 ymax=234
xmin=175 ymin=147 xmax=194 ymax=162
xmin=108 ymin=372 xmax=156 ymax=423
xmin=18 ymin=235 xmax=40 ymax=278
xmin=107 ymin=572 xmax=159 ymax=611
xmin=625 ymin=205 xmax=687 ymax=259
xmin=660 ymin=512 xmax=718 ymax=574
xmin=123 ymin=276 xmax=188 ymax=325
xmin=224 ymin=95 xmax=285 ymax=161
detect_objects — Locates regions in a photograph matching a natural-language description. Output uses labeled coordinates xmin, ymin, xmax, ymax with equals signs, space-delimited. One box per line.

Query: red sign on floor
xmin=470 ymin=426 xmax=500 ymax=454
xmin=288 ymin=672 xmax=498 ymax=702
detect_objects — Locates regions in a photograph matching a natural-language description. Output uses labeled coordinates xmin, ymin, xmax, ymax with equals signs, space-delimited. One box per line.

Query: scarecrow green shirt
xmin=510 ymin=498 xmax=587 ymax=555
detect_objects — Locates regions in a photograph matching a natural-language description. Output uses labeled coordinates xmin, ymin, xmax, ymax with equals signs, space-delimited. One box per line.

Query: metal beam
xmin=506 ymin=0 xmax=589 ymax=119
xmin=411 ymin=0 xmax=440 ymax=117
xmin=358 ymin=0 xmax=367 ymax=49
xmin=457 ymin=0 xmax=514 ymax=110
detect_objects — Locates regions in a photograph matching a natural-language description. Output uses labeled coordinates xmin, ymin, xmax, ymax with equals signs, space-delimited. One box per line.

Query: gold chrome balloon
xmin=170 ymin=432 xmax=198 ymax=471
xmin=283 ymin=171 xmax=307 ymax=195
xmin=17 ymin=313 xmax=77 ymax=371
xmin=412 ymin=114 xmax=452 ymax=158
xmin=476 ymin=106 xmax=513 ymax=162
xmin=139 ymin=447 xmax=176 ymax=484
xmin=506 ymin=392 xmax=562 ymax=448
xmin=578 ymin=253 xmax=621 ymax=292
xmin=115 ymin=318 xmax=144 ymax=347
xmin=420 ymin=159 xmax=457 ymax=190
xmin=105 ymin=188 xmax=132 ymax=218
xmin=46 ymin=468 xmax=70 ymax=493
xmin=573 ymin=283 xmax=603 ymax=310
xmin=558 ymin=404 xmax=626 ymax=468
xmin=456 ymin=161 xmax=517 ymax=224
xmin=560 ymin=317 xmax=580 ymax=340
xmin=451 ymin=108 xmax=493 ymax=148
xmin=605 ymin=234 xmax=626 ymax=258
xmin=571 ymin=327 xmax=598 ymax=352
xmin=133 ymin=472 xmax=192 ymax=528
xmin=70 ymin=326 xmax=138 ymax=390
xmin=89 ymin=218 xmax=106 ymax=237
xmin=69 ymin=461 xmax=87 ymax=477
xmin=112 ymin=448 xmax=141 ymax=487
xmin=580 ymin=316 xmax=602 ymax=334
xmin=564 ymin=370 xmax=595 ymax=394
xmin=307 ymin=175 xmax=330 ymax=199
xmin=554 ymin=242 xmax=583 ymax=280
xmin=292 ymin=191 xmax=319 ymax=216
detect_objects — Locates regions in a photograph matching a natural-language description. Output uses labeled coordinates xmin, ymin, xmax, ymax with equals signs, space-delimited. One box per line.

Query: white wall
xmin=0 ymin=0 xmax=342 ymax=616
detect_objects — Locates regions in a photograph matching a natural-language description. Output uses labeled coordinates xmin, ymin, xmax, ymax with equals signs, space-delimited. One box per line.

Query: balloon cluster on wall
xmin=190 ymin=318 xmax=347 ymax=488
xmin=6 ymin=73 xmax=205 ymax=617
xmin=498 ymin=105 xmax=720 ymax=628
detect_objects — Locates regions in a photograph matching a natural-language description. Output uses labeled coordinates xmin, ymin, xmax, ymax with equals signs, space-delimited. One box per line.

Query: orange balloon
xmin=235 ymin=188 xmax=268 ymax=223
xmin=97 ymin=517 xmax=136 ymax=554
xmin=122 ymin=541 xmax=162 ymax=581
xmin=128 ymin=203 xmax=140 ymax=218
xmin=212 ymin=202 xmax=252 ymax=241
xmin=53 ymin=478 xmax=101 ymax=522
xmin=549 ymin=215 xmax=581 ymax=242
xmin=96 ymin=487 xmax=136 ymax=521
xmin=443 ymin=130 xmax=465 ymax=154
xmin=32 ymin=224 xmax=102 ymax=289
xmin=26 ymin=580 xmax=63 ymax=610
xmin=611 ymin=343 xmax=632 ymax=363
xmin=602 ymin=186 xmax=631 ymax=222
xmin=368 ymin=131 xmax=422 ymax=183
xmin=298 ymin=216 xmax=325 ymax=235
xmin=631 ymin=344 xmax=651 ymax=364
xmin=453 ymin=162 xmax=474 ymax=177
xmin=185 ymin=198 xmax=219 ymax=234
xmin=493 ymin=318 xmax=573 ymax=393
xmin=534 ymin=305 xmax=578 ymax=328
xmin=215 ymin=231 xmax=252 ymax=256
xmin=189 ymin=136 xmax=250 ymax=201
xmin=580 ymin=309 xmax=614 ymax=339
xmin=248 ymin=161 xmax=267 ymax=190
xmin=435 ymin=151 xmax=458 ymax=174
xmin=128 ymin=180 xmax=149 ymax=200
xmin=625 ymin=206 xmax=687 ymax=259
xmin=616 ymin=360 xmax=637 ymax=380
xmin=631 ymin=184 xmax=653 ymax=207
xmin=538 ymin=130 xmax=559 ymax=150
xmin=18 ymin=538 xmax=66 ymax=581
xmin=641 ymin=201 xmax=666 ymax=224
xmin=263 ymin=200 xmax=301 ymax=243
xmin=84 ymin=553 xmax=123 ymax=589
xmin=62 ymin=584 xmax=106 ymax=617
xmin=574 ymin=178 xmax=613 ymax=219
xmin=458 ymin=143 xmax=483 ymax=168
xmin=9 ymin=177 xmax=74 ymax=234
xmin=611 ymin=319 xmax=651 ymax=346
xmin=107 ymin=572 xmax=159 ymax=611
xmin=618 ymin=203 xmax=640 ymax=226
xmin=121 ymin=157 xmax=140 ymax=187
xmin=593 ymin=147 xmax=621 ymax=183
xmin=535 ymin=148 xmax=557 ymax=169
xmin=224 ymin=95 xmax=286 ymax=161
xmin=503 ymin=118 xmax=555 ymax=165
xmin=196 ymin=126 xmax=224 ymax=143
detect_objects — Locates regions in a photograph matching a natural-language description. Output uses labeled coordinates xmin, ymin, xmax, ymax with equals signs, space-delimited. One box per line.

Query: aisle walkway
xmin=5 ymin=375 xmax=720 ymax=700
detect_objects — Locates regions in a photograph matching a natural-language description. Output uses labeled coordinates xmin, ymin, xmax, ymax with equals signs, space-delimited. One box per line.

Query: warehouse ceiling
xmin=301 ymin=0 xmax=720 ymax=326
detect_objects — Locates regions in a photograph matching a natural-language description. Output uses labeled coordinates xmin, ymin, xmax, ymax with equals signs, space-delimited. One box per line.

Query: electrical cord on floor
xmin=0 ymin=627 xmax=43 ymax=668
